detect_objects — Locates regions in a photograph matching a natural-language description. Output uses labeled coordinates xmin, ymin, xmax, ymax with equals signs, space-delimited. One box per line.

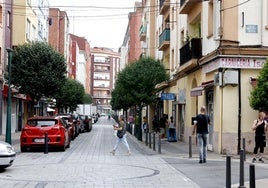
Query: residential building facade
xmin=130 ymin=0 xmax=268 ymax=155
xmin=68 ymin=34 xmax=92 ymax=95
xmin=91 ymin=47 xmax=120 ymax=114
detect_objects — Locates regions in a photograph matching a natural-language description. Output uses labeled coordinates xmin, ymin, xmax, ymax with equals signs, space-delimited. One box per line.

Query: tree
xmin=111 ymin=57 xmax=169 ymax=140
xmin=55 ymin=78 xmax=85 ymax=113
xmin=249 ymin=60 xmax=268 ymax=111
xmin=10 ymin=42 xmax=67 ymax=105
xmin=111 ymin=57 xmax=169 ymax=110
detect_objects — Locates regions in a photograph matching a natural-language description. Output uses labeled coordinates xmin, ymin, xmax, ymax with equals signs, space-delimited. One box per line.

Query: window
xmin=7 ymin=11 xmax=11 ymax=28
xmin=208 ymin=1 xmax=214 ymax=38
xmin=0 ymin=6 xmax=2 ymax=25
xmin=26 ymin=19 xmax=31 ymax=40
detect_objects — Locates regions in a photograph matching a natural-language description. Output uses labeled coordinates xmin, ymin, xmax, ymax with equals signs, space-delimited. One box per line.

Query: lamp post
xmin=5 ymin=48 xmax=13 ymax=144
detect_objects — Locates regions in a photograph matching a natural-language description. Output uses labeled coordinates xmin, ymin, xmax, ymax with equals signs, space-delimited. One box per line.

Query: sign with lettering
xmin=246 ymin=25 xmax=258 ymax=33
xmin=161 ymin=93 xmax=176 ymax=100
xmin=203 ymin=57 xmax=266 ymax=73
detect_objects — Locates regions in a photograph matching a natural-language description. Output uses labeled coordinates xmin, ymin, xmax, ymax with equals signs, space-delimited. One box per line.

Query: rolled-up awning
xmin=190 ymin=81 xmax=214 ymax=97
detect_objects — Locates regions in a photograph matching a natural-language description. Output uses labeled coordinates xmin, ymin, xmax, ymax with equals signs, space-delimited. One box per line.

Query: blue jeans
xmin=197 ymin=133 xmax=208 ymax=161
xmin=113 ymin=134 xmax=130 ymax=151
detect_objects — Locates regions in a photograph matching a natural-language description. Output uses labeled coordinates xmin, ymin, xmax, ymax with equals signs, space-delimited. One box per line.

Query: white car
xmin=0 ymin=141 xmax=16 ymax=169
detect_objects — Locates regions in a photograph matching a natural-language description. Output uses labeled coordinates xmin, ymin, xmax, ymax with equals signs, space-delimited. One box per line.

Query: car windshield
xmin=79 ymin=115 xmax=85 ymax=120
xmin=27 ymin=120 xmax=57 ymax=127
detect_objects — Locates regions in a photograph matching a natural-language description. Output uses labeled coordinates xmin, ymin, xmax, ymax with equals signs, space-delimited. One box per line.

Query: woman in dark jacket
xmin=252 ymin=111 xmax=268 ymax=163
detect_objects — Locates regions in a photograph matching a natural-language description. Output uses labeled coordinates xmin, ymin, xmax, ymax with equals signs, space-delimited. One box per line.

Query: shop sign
xmin=203 ymin=57 xmax=266 ymax=73
xmin=161 ymin=93 xmax=176 ymax=100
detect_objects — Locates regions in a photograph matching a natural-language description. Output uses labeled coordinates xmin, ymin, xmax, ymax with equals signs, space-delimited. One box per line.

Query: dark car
xmin=76 ymin=115 xmax=92 ymax=133
xmin=20 ymin=116 xmax=70 ymax=152
xmin=56 ymin=114 xmax=77 ymax=140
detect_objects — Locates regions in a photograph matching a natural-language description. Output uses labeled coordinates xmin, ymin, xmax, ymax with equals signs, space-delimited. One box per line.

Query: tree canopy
xmin=55 ymin=78 xmax=85 ymax=112
xmin=10 ymin=41 xmax=67 ymax=102
xmin=111 ymin=57 xmax=169 ymax=111
xmin=249 ymin=60 xmax=268 ymax=111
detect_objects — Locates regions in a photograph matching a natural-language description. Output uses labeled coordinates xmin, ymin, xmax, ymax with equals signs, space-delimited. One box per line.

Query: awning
xmin=190 ymin=81 xmax=214 ymax=97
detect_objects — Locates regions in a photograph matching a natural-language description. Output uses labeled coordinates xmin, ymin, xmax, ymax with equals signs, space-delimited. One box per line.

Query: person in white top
xmin=168 ymin=116 xmax=176 ymax=139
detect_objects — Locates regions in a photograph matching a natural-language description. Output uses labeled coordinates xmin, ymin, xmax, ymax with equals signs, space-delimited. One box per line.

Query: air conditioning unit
xmin=223 ymin=70 xmax=238 ymax=85
xmin=214 ymin=72 xmax=223 ymax=86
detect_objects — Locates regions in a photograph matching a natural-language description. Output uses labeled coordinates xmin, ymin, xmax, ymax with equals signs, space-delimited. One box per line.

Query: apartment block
xmin=91 ymin=47 xmax=120 ymax=114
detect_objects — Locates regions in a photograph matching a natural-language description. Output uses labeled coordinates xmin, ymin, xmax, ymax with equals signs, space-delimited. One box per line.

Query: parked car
xmin=91 ymin=114 xmax=98 ymax=123
xmin=0 ymin=141 xmax=16 ymax=169
xmin=76 ymin=115 xmax=92 ymax=132
xmin=20 ymin=116 xmax=70 ymax=152
xmin=56 ymin=114 xmax=76 ymax=140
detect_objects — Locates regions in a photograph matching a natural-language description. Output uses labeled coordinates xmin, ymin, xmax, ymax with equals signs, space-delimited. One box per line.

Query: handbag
xmin=117 ymin=131 xmax=124 ymax=138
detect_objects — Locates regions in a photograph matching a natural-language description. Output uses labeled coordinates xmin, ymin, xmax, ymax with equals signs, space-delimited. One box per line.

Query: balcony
xmin=180 ymin=38 xmax=202 ymax=66
xmin=159 ymin=0 xmax=170 ymax=15
xmin=159 ymin=28 xmax=170 ymax=51
xmin=179 ymin=0 xmax=202 ymax=14
xmin=139 ymin=25 xmax=147 ymax=41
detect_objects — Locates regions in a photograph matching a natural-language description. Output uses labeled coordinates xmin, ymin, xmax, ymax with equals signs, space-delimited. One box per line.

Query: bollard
xmin=189 ymin=136 xmax=192 ymax=158
xmin=153 ymin=132 xmax=156 ymax=151
xmin=226 ymin=156 xmax=231 ymax=188
xmin=149 ymin=132 xmax=152 ymax=149
xmin=238 ymin=149 xmax=246 ymax=188
xmin=249 ymin=164 xmax=255 ymax=188
xmin=158 ymin=134 xmax=161 ymax=154
xmin=145 ymin=131 xmax=148 ymax=146
xmin=44 ymin=132 xmax=48 ymax=154
xmin=243 ymin=138 xmax=246 ymax=161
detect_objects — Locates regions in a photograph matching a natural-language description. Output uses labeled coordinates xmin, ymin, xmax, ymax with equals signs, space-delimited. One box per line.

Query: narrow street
xmin=1 ymin=117 xmax=268 ymax=188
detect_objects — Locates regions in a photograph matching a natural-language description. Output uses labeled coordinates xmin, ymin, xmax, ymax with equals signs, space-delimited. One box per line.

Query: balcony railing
xmin=139 ymin=25 xmax=147 ymax=41
xmin=180 ymin=38 xmax=202 ymax=66
xmin=159 ymin=0 xmax=170 ymax=15
xmin=180 ymin=0 xmax=202 ymax=14
xmin=159 ymin=28 xmax=170 ymax=51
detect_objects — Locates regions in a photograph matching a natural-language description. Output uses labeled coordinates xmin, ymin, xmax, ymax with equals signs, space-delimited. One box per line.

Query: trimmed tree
xmin=55 ymin=78 xmax=85 ymax=113
xmin=10 ymin=42 xmax=67 ymax=115
xmin=249 ymin=60 xmax=268 ymax=111
xmin=111 ymin=57 xmax=169 ymax=140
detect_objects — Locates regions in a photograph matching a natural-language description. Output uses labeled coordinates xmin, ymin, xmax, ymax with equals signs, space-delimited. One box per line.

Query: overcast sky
xmin=49 ymin=0 xmax=136 ymax=51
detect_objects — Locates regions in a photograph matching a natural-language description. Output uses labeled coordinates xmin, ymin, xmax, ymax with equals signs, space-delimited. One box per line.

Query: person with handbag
xmin=252 ymin=111 xmax=268 ymax=163
xmin=110 ymin=115 xmax=131 ymax=155
xmin=192 ymin=106 xmax=210 ymax=164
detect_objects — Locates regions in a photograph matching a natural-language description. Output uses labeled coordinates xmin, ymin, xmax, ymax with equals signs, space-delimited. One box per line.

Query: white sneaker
xmin=110 ymin=150 xmax=115 ymax=155
xmin=127 ymin=150 xmax=131 ymax=155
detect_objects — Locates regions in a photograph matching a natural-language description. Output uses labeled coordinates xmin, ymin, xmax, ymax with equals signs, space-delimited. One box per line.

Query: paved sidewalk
xmin=1 ymin=127 xmax=268 ymax=188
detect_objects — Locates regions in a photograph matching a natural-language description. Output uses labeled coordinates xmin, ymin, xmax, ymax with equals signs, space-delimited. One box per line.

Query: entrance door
xmin=177 ymin=104 xmax=185 ymax=141
xmin=206 ymin=89 xmax=214 ymax=151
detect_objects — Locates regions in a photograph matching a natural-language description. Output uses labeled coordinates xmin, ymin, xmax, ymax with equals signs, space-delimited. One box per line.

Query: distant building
xmin=90 ymin=47 xmax=120 ymax=114
xmin=68 ymin=34 xmax=92 ymax=95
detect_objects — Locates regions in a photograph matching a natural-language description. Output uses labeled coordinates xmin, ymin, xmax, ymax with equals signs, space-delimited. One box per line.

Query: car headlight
xmin=6 ymin=146 xmax=15 ymax=153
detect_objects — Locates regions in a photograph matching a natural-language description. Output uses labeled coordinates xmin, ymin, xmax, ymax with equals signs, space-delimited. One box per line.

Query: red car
xmin=20 ymin=116 xmax=70 ymax=152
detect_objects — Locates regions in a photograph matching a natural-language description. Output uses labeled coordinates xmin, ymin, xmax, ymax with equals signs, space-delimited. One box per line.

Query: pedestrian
xmin=168 ymin=116 xmax=176 ymax=141
xmin=152 ymin=115 xmax=160 ymax=133
xmin=192 ymin=106 xmax=210 ymax=164
xmin=160 ymin=114 xmax=168 ymax=138
xmin=110 ymin=115 xmax=131 ymax=155
xmin=252 ymin=111 xmax=268 ymax=163
xmin=142 ymin=116 xmax=149 ymax=133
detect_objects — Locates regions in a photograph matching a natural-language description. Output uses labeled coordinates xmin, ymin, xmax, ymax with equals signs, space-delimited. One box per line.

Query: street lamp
xmin=5 ymin=48 xmax=13 ymax=144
